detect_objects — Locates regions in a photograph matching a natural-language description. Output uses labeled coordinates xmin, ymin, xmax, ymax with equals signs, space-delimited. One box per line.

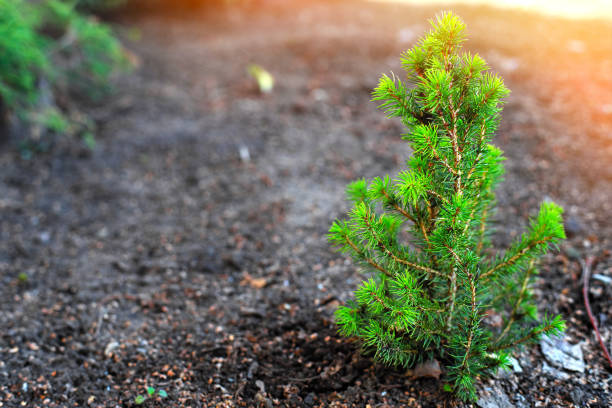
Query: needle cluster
xmin=329 ymin=12 xmax=566 ymax=401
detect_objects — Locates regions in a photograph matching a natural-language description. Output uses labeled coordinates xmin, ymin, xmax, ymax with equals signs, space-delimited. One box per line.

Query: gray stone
xmin=564 ymin=216 xmax=584 ymax=237
xmin=513 ymin=393 xmax=529 ymax=408
xmin=247 ymin=361 xmax=259 ymax=379
xmin=509 ymin=356 xmax=523 ymax=373
xmin=304 ymin=392 xmax=315 ymax=406
xmin=477 ymin=386 xmax=514 ymax=408
xmin=542 ymin=361 xmax=570 ymax=380
xmin=255 ymin=380 xmax=265 ymax=393
xmin=495 ymin=356 xmax=522 ymax=379
xmin=564 ymin=245 xmax=582 ymax=260
xmin=494 ymin=366 xmax=511 ymax=379
xmin=104 ymin=341 xmax=119 ymax=357
xmin=570 ymin=388 xmax=587 ymax=405
xmin=540 ymin=335 xmax=585 ymax=373
xmin=593 ymin=274 xmax=612 ymax=284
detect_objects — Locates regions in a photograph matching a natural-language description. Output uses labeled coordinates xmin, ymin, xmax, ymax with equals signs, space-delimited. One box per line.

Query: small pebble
xmin=540 ymin=335 xmax=585 ymax=373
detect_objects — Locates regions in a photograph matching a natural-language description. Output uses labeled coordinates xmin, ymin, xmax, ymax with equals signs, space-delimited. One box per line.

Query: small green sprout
xmin=83 ymin=132 xmax=96 ymax=150
xmin=135 ymin=386 xmax=168 ymax=404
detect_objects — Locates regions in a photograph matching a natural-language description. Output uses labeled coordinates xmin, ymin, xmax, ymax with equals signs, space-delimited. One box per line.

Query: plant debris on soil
xmin=1 ymin=1 xmax=611 ymax=407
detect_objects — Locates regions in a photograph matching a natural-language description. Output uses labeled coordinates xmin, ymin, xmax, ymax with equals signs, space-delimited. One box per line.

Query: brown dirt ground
xmin=1 ymin=1 xmax=611 ymax=407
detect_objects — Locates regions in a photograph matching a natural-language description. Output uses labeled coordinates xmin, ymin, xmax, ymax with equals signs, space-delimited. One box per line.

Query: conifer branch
xmin=422 ymin=130 xmax=458 ymax=176
xmin=344 ymin=235 xmax=393 ymax=279
xmin=427 ymin=189 xmax=447 ymax=204
xmin=462 ymin=79 xmax=507 ymax=144
xmin=463 ymin=170 xmax=489 ymax=238
xmin=445 ymin=69 xmax=463 ymax=196
xmin=361 ymin=207 xmax=443 ymax=278
xmin=475 ymin=206 xmax=489 ymax=254
xmin=445 ymin=245 xmax=465 ymax=267
xmin=444 ymin=245 xmax=466 ymax=331
xmin=419 ymin=222 xmax=433 ymax=250
xmin=456 ymin=68 xmax=475 ymax=114
xmin=375 ymin=228 xmax=442 ymax=277
xmin=379 ymin=186 xmax=434 ymax=251
xmin=480 ymin=237 xmax=552 ymax=281
xmin=459 ymin=271 xmax=478 ymax=374
xmin=451 ymin=142 xmax=462 ymax=197
xmin=497 ymin=260 xmax=535 ymax=342
xmin=434 ymin=103 xmax=462 ymax=195
xmin=446 ymin=266 xmax=458 ymax=330
xmin=488 ymin=316 xmax=564 ymax=352
xmin=465 ymin=122 xmax=488 ymax=181
xmin=386 ymin=84 xmax=410 ymax=114
xmin=463 ymin=203 xmax=478 ymax=236
xmin=380 ymin=187 xmax=417 ymax=223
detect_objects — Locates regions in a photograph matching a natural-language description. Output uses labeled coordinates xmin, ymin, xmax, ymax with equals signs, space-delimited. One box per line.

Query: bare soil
xmin=1 ymin=1 xmax=611 ymax=407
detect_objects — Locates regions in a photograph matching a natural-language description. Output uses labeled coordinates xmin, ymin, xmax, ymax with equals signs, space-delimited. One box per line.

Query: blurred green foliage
xmin=77 ymin=0 xmax=251 ymax=14
xmin=48 ymin=0 xmax=129 ymax=96
xmin=0 ymin=0 xmax=47 ymax=113
xmin=0 ymin=0 xmax=128 ymax=152
xmin=76 ymin=0 xmax=126 ymax=12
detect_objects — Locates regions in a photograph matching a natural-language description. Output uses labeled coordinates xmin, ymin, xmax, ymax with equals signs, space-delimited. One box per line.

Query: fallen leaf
xmin=484 ymin=309 xmax=503 ymax=328
xmin=250 ymin=277 xmax=267 ymax=289
xmin=406 ymin=359 xmax=442 ymax=380
xmin=247 ymin=64 xmax=274 ymax=94
xmin=241 ymin=272 xmax=268 ymax=289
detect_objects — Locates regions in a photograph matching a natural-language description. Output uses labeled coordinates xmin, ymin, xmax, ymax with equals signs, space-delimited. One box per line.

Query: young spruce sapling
xmin=329 ymin=12 xmax=566 ymax=401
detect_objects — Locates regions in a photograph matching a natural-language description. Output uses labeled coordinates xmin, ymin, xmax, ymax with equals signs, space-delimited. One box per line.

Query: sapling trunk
xmin=329 ymin=12 xmax=566 ymax=402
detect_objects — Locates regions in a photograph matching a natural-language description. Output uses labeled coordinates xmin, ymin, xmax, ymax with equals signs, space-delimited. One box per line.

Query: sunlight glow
xmin=368 ymin=0 xmax=612 ymax=21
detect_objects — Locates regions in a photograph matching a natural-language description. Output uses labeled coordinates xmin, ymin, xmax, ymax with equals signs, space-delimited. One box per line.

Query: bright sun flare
xmin=368 ymin=0 xmax=612 ymax=21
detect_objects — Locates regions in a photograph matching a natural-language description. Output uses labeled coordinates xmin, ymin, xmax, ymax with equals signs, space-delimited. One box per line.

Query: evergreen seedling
xmin=329 ymin=12 xmax=566 ymax=401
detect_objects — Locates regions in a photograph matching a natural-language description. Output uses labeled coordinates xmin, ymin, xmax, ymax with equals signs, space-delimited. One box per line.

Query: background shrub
xmin=0 ymin=0 xmax=128 ymax=152
xmin=0 ymin=0 xmax=47 ymax=115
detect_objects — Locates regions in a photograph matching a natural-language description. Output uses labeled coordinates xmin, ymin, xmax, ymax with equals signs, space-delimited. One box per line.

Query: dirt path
xmin=1 ymin=1 xmax=611 ymax=406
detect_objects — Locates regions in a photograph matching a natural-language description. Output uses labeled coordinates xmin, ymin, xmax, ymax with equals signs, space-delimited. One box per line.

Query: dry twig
xmin=582 ymin=255 xmax=612 ymax=369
